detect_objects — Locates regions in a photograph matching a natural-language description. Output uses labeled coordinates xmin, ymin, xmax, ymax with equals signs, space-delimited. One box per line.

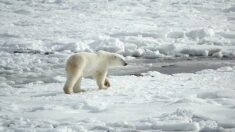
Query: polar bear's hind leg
xmin=63 ymin=56 xmax=84 ymax=94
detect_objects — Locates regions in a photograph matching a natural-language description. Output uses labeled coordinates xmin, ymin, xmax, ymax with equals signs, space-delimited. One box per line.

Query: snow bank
xmin=89 ymin=36 xmax=125 ymax=53
xmin=0 ymin=0 xmax=235 ymax=59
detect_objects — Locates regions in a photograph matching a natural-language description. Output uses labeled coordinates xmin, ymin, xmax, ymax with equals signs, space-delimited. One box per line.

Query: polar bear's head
xmin=98 ymin=51 xmax=127 ymax=68
xmin=109 ymin=53 xmax=128 ymax=67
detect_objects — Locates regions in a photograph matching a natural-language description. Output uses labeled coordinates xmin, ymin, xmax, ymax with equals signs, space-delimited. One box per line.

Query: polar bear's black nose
xmin=124 ymin=62 xmax=128 ymax=66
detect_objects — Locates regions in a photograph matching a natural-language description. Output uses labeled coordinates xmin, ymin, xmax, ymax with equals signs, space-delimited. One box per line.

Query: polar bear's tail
xmin=63 ymin=56 xmax=83 ymax=94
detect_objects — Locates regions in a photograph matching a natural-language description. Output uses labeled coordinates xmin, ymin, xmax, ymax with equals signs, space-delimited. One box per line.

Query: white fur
xmin=63 ymin=51 xmax=127 ymax=94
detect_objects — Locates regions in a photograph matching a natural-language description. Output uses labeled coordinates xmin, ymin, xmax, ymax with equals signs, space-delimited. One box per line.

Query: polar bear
xmin=63 ymin=51 xmax=127 ymax=94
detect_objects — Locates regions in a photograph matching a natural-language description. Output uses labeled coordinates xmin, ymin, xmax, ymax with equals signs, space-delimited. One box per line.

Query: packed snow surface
xmin=1 ymin=66 xmax=235 ymax=131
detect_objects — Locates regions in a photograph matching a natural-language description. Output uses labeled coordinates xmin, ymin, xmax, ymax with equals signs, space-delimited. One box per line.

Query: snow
xmin=1 ymin=0 xmax=235 ymax=131
xmin=1 ymin=0 xmax=235 ymax=58
xmin=1 ymin=66 xmax=235 ymax=131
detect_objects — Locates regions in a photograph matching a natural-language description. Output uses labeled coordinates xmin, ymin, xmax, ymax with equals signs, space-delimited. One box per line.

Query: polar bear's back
xmin=73 ymin=52 xmax=97 ymax=59
xmin=67 ymin=52 xmax=101 ymax=77
xmin=69 ymin=52 xmax=97 ymax=64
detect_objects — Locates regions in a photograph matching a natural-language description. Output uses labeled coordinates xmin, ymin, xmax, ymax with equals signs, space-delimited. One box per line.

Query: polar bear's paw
xmin=63 ymin=85 xmax=73 ymax=94
xmin=73 ymin=88 xmax=86 ymax=93
xmin=104 ymin=78 xmax=111 ymax=88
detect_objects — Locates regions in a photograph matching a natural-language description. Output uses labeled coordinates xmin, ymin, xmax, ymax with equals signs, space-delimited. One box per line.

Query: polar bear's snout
xmin=119 ymin=58 xmax=128 ymax=66
xmin=123 ymin=60 xmax=128 ymax=66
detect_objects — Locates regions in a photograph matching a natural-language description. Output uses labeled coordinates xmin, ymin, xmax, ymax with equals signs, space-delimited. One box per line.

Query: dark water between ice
xmin=110 ymin=57 xmax=235 ymax=76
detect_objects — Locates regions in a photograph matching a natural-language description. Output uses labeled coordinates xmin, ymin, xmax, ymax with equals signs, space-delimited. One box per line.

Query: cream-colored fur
xmin=63 ymin=51 xmax=127 ymax=94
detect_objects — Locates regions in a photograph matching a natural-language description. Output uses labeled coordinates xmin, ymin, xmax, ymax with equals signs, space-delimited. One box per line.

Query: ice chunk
xmin=186 ymin=29 xmax=214 ymax=40
xmin=167 ymin=31 xmax=184 ymax=39
xmin=90 ymin=37 xmax=125 ymax=53
xmin=143 ymin=49 xmax=164 ymax=59
xmin=152 ymin=122 xmax=199 ymax=131
xmin=224 ymin=6 xmax=235 ymax=12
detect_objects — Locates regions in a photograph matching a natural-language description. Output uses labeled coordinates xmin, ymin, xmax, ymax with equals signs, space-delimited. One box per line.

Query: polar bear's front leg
xmin=95 ymin=71 xmax=108 ymax=90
